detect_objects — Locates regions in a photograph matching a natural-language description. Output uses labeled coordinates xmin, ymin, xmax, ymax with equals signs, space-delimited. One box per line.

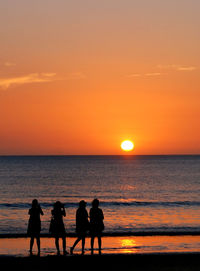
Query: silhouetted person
xmin=70 ymin=200 xmax=89 ymax=255
xmin=90 ymin=199 xmax=104 ymax=255
xmin=50 ymin=201 xmax=67 ymax=255
xmin=27 ymin=199 xmax=44 ymax=255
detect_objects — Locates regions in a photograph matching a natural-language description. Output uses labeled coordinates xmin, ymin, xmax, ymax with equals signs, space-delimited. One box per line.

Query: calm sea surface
xmin=0 ymin=155 xmax=200 ymax=235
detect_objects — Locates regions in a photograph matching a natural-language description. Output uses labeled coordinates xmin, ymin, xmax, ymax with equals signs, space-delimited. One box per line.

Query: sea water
xmin=0 ymin=155 xmax=200 ymax=235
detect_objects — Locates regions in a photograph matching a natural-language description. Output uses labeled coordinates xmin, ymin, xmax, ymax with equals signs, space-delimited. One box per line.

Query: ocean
xmin=0 ymin=155 xmax=200 ymax=235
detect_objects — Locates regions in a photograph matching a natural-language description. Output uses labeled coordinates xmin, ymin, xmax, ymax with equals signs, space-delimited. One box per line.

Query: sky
xmin=0 ymin=0 xmax=200 ymax=155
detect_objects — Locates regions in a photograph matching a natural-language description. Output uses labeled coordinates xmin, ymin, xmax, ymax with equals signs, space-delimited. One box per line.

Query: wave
xmin=1 ymin=228 xmax=200 ymax=237
xmin=101 ymin=200 xmax=200 ymax=207
xmin=1 ymin=200 xmax=200 ymax=209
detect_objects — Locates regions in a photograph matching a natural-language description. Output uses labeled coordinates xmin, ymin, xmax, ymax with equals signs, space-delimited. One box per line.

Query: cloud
xmin=126 ymin=64 xmax=197 ymax=80
xmin=145 ymin=72 xmax=163 ymax=77
xmin=4 ymin=62 xmax=16 ymax=67
xmin=176 ymin=66 xmax=197 ymax=71
xmin=157 ymin=64 xmax=197 ymax=72
xmin=126 ymin=73 xmax=142 ymax=78
xmin=0 ymin=73 xmax=56 ymax=89
xmin=126 ymin=72 xmax=164 ymax=78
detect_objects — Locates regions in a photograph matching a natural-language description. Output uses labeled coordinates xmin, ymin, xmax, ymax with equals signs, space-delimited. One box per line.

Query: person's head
xmin=54 ymin=201 xmax=63 ymax=210
xmin=92 ymin=198 xmax=99 ymax=208
xmin=79 ymin=200 xmax=87 ymax=208
xmin=32 ymin=199 xmax=39 ymax=208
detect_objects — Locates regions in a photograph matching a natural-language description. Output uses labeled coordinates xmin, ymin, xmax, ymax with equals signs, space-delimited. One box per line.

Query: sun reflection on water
xmin=121 ymin=238 xmax=138 ymax=253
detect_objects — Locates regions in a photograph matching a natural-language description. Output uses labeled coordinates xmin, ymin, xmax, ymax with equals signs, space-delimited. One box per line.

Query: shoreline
xmin=1 ymin=235 xmax=200 ymax=257
xmin=0 ymin=251 xmax=200 ymax=258
xmin=1 ymin=231 xmax=200 ymax=238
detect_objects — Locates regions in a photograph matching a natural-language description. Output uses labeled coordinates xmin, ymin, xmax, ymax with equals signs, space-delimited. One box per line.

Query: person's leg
xmin=81 ymin=237 xmax=85 ymax=255
xmin=36 ymin=236 xmax=41 ymax=255
xmin=62 ymin=236 xmax=66 ymax=255
xmin=55 ymin=237 xmax=60 ymax=254
xmin=30 ymin=237 xmax=34 ymax=254
xmin=91 ymin=236 xmax=94 ymax=255
xmin=70 ymin=237 xmax=81 ymax=254
xmin=98 ymin=236 xmax=102 ymax=255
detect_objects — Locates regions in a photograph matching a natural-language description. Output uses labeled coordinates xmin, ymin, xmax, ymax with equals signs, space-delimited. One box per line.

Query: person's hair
xmin=32 ymin=199 xmax=38 ymax=208
xmin=79 ymin=200 xmax=86 ymax=208
xmin=54 ymin=201 xmax=62 ymax=209
xmin=92 ymin=198 xmax=99 ymax=208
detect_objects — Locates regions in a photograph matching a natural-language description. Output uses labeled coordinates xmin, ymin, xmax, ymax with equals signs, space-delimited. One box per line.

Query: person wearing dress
xmin=50 ymin=201 xmax=67 ymax=255
xmin=70 ymin=200 xmax=89 ymax=255
xmin=27 ymin=199 xmax=44 ymax=255
xmin=89 ymin=199 xmax=104 ymax=255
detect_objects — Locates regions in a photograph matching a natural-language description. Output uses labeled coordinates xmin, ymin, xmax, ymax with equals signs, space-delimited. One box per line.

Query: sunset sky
xmin=0 ymin=0 xmax=200 ymax=155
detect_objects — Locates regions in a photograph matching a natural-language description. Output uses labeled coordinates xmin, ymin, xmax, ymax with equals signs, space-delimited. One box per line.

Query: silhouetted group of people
xmin=27 ymin=199 xmax=104 ymax=256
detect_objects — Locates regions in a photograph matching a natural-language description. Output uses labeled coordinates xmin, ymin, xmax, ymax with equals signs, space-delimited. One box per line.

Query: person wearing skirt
xmin=50 ymin=201 xmax=67 ymax=255
xmin=27 ymin=199 xmax=44 ymax=255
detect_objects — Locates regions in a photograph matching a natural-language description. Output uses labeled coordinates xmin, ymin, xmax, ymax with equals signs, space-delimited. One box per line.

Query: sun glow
xmin=121 ymin=140 xmax=134 ymax=152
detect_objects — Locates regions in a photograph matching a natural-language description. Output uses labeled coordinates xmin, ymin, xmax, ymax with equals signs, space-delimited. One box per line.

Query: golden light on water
xmin=121 ymin=239 xmax=136 ymax=247
xmin=121 ymin=140 xmax=134 ymax=152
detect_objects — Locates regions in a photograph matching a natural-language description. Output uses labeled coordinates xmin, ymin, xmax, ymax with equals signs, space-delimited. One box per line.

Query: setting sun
xmin=121 ymin=140 xmax=134 ymax=152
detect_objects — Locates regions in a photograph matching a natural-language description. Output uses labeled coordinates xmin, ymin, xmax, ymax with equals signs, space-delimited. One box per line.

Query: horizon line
xmin=0 ymin=154 xmax=200 ymax=157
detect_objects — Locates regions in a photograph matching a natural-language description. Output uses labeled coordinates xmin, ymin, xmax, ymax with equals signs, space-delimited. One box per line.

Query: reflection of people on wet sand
xmin=70 ymin=200 xmax=89 ymax=255
xmin=27 ymin=199 xmax=44 ymax=255
xmin=50 ymin=201 xmax=67 ymax=255
xmin=90 ymin=199 xmax=104 ymax=255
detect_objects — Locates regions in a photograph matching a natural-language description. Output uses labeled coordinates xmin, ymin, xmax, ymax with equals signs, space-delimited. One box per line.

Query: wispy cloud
xmin=157 ymin=64 xmax=197 ymax=72
xmin=0 ymin=73 xmax=56 ymax=89
xmin=126 ymin=73 xmax=142 ymax=78
xmin=176 ymin=66 xmax=197 ymax=71
xmin=126 ymin=64 xmax=197 ymax=80
xmin=145 ymin=72 xmax=163 ymax=77
xmin=4 ymin=62 xmax=16 ymax=67
xmin=126 ymin=72 xmax=164 ymax=78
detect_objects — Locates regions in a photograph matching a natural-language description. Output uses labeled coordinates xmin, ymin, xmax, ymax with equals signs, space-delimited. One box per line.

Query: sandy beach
xmin=0 ymin=235 xmax=200 ymax=270
xmin=1 ymin=253 xmax=200 ymax=271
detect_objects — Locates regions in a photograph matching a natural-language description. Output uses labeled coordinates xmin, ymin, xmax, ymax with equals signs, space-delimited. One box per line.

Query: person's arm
xmin=40 ymin=207 xmax=44 ymax=216
xmin=62 ymin=207 xmax=66 ymax=217
xmin=100 ymin=209 xmax=104 ymax=220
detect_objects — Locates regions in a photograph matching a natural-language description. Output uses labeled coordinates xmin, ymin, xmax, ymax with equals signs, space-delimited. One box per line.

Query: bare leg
xmin=82 ymin=237 xmax=85 ymax=255
xmin=91 ymin=236 xmax=94 ymax=255
xmin=30 ymin=237 xmax=34 ymax=254
xmin=71 ymin=237 xmax=81 ymax=254
xmin=98 ymin=236 xmax=102 ymax=255
xmin=55 ymin=237 xmax=60 ymax=254
xmin=36 ymin=237 xmax=40 ymax=255
xmin=62 ymin=236 xmax=66 ymax=255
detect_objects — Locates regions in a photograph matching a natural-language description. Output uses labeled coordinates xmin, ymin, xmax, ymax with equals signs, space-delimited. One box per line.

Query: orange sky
xmin=0 ymin=1 xmax=200 ymax=155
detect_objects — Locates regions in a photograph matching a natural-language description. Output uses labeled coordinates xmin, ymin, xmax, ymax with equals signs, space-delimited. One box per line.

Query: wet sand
xmin=1 ymin=235 xmax=200 ymax=256
xmin=0 ymin=253 xmax=200 ymax=271
xmin=1 ymin=236 xmax=200 ymax=270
